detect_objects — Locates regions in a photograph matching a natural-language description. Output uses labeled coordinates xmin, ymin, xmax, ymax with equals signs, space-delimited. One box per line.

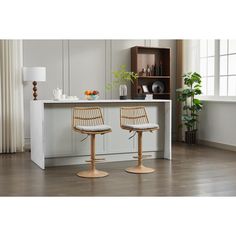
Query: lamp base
xmin=32 ymin=81 xmax=38 ymax=100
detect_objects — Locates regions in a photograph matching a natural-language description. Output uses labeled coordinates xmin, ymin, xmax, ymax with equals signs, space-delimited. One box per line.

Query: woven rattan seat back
xmin=73 ymin=107 xmax=104 ymax=129
xmin=120 ymin=106 xmax=149 ymax=127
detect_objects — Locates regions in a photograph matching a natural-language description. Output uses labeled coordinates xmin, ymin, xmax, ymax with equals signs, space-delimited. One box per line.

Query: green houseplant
xmin=106 ymin=64 xmax=138 ymax=99
xmin=176 ymin=72 xmax=203 ymax=144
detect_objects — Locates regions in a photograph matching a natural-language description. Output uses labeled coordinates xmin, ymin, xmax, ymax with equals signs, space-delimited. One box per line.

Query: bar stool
xmin=72 ymin=107 xmax=112 ymax=178
xmin=120 ymin=106 xmax=159 ymax=174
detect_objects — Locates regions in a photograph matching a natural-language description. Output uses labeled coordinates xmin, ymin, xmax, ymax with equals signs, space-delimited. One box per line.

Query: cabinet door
xmin=44 ymin=105 xmax=73 ymax=156
xmin=69 ymin=40 xmax=106 ymax=99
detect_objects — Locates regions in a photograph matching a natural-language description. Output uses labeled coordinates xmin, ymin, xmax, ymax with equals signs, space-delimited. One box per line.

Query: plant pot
xmin=185 ymin=130 xmax=197 ymax=144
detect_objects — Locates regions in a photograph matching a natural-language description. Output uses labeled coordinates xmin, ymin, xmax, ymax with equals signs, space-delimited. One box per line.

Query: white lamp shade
xmin=23 ymin=67 xmax=46 ymax=82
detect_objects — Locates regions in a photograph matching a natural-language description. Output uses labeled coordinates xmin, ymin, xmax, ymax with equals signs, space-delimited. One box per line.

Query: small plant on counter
xmin=176 ymin=72 xmax=203 ymax=144
xmin=105 ymin=64 xmax=138 ymax=90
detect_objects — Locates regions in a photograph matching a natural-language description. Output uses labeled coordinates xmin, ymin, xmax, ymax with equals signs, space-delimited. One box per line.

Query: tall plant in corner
xmin=176 ymin=72 xmax=203 ymax=144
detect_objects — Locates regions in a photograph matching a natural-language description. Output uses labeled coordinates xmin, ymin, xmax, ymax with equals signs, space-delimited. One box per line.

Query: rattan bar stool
xmin=120 ymin=106 xmax=159 ymax=174
xmin=73 ymin=107 xmax=112 ymax=178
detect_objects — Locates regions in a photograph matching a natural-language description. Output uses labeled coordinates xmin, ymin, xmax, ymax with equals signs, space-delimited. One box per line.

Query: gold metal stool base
xmin=77 ymin=169 xmax=109 ymax=178
xmin=125 ymin=165 xmax=155 ymax=174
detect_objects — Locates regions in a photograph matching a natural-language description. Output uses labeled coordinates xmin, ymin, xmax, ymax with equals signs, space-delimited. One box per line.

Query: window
xmin=200 ymin=40 xmax=215 ymax=96
xmin=199 ymin=39 xmax=236 ymax=99
xmin=219 ymin=40 xmax=236 ymax=96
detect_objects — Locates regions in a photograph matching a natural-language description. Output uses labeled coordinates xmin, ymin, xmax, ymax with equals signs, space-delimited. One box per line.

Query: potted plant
xmin=176 ymin=72 xmax=203 ymax=144
xmin=106 ymin=64 xmax=138 ymax=99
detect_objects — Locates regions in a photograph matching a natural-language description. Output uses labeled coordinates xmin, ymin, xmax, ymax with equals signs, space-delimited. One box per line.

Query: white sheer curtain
xmin=182 ymin=40 xmax=200 ymax=73
xmin=0 ymin=40 xmax=24 ymax=153
xmin=176 ymin=40 xmax=200 ymax=141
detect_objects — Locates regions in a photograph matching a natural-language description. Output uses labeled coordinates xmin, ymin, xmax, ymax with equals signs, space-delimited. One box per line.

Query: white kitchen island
xmin=30 ymin=99 xmax=171 ymax=169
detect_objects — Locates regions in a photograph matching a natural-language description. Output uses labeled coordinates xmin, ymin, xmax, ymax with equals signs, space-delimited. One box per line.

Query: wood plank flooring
xmin=1 ymin=142 xmax=236 ymax=196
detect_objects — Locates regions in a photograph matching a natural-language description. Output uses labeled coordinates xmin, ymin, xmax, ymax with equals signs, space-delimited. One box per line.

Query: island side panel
xmin=164 ymin=101 xmax=172 ymax=159
xmin=30 ymin=101 xmax=45 ymax=169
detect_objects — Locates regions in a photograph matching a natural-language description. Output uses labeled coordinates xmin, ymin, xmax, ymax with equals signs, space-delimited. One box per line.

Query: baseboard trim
xmin=45 ymin=151 xmax=164 ymax=167
xmin=199 ymin=140 xmax=236 ymax=152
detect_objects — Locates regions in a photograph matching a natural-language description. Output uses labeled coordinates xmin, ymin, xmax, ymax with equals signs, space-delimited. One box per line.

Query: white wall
xmin=23 ymin=40 xmax=177 ymax=147
xmin=199 ymin=101 xmax=236 ymax=147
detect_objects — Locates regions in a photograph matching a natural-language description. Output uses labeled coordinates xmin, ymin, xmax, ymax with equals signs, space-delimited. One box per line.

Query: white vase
xmin=119 ymin=84 xmax=128 ymax=100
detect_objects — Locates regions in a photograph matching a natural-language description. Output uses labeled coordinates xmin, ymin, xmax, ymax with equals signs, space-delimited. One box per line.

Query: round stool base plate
xmin=77 ymin=169 xmax=109 ymax=178
xmin=125 ymin=165 xmax=155 ymax=174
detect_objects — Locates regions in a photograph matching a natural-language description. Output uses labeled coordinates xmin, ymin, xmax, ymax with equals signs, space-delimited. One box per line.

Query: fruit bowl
xmin=85 ymin=94 xmax=99 ymax=100
xmin=84 ymin=90 xmax=99 ymax=100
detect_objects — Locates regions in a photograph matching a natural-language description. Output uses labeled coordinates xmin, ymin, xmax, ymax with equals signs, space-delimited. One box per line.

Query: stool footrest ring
xmin=132 ymin=154 xmax=152 ymax=159
xmin=85 ymin=157 xmax=105 ymax=162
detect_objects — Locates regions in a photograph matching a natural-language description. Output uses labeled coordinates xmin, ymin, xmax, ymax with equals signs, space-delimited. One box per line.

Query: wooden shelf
xmin=143 ymin=92 xmax=170 ymax=95
xmin=131 ymin=46 xmax=171 ymax=100
xmin=153 ymin=93 xmax=170 ymax=95
xmin=138 ymin=76 xmax=170 ymax=79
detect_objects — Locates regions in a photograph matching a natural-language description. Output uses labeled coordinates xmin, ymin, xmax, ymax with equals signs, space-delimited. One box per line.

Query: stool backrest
xmin=73 ymin=107 xmax=104 ymax=129
xmin=120 ymin=106 xmax=149 ymax=127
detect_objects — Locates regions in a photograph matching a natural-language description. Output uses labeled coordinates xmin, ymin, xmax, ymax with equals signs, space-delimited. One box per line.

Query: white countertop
xmin=32 ymin=99 xmax=171 ymax=104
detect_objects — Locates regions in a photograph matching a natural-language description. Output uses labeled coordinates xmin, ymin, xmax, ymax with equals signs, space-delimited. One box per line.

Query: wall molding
xmin=67 ymin=40 xmax=71 ymax=95
xmin=61 ymin=40 xmax=69 ymax=95
xmin=199 ymin=140 xmax=236 ymax=152
xmin=105 ymin=40 xmax=112 ymax=99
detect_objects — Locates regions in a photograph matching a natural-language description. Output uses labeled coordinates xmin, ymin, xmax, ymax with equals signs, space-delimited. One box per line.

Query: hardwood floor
xmin=1 ymin=142 xmax=236 ymax=196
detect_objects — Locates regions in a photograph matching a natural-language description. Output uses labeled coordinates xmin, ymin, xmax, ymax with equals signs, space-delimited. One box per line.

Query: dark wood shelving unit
xmin=131 ymin=46 xmax=171 ymax=99
xmin=138 ymin=75 xmax=170 ymax=79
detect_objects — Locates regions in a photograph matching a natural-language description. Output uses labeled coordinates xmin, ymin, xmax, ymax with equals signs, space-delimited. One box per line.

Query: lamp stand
xmin=32 ymin=81 xmax=38 ymax=100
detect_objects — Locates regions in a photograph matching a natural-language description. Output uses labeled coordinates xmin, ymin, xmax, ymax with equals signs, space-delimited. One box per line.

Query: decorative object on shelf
xmin=153 ymin=64 xmax=157 ymax=76
xmin=106 ymin=64 xmax=138 ymax=100
xmin=142 ymin=68 xmax=146 ymax=76
xmin=155 ymin=63 xmax=159 ymax=76
xmin=134 ymin=85 xmax=146 ymax=99
xmin=142 ymin=85 xmax=149 ymax=93
xmin=176 ymin=72 xmax=203 ymax=145
xmin=145 ymin=94 xmax=153 ymax=100
xmin=23 ymin=67 xmax=46 ymax=100
xmin=53 ymin=88 xmax=62 ymax=100
xmin=137 ymin=85 xmax=142 ymax=94
xmin=152 ymin=81 xmax=165 ymax=93
xmin=146 ymin=65 xmax=151 ymax=76
xmin=84 ymin=90 xmax=99 ymax=100
xmin=139 ymin=68 xmax=146 ymax=76
xmin=159 ymin=60 xmax=163 ymax=76
xmin=151 ymin=65 xmax=155 ymax=76
xmin=119 ymin=84 xmax=128 ymax=100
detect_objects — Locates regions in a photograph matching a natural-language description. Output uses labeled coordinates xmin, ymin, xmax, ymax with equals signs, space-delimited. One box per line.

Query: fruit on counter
xmin=84 ymin=90 xmax=92 ymax=95
xmin=84 ymin=90 xmax=99 ymax=95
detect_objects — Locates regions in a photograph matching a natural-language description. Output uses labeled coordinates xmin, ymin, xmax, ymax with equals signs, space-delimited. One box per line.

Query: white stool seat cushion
xmin=123 ymin=123 xmax=159 ymax=130
xmin=75 ymin=124 xmax=111 ymax=132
